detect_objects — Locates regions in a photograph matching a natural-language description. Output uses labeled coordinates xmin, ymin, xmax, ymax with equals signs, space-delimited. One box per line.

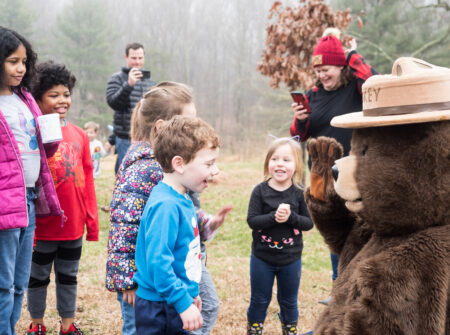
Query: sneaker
xmin=318 ymin=295 xmax=332 ymax=305
xmin=27 ymin=323 xmax=47 ymax=335
xmin=59 ymin=322 xmax=84 ymax=335
xmin=100 ymin=205 xmax=110 ymax=213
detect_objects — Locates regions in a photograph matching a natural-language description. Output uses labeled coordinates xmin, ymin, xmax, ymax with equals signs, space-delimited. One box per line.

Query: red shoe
xmin=59 ymin=322 xmax=84 ymax=335
xmin=27 ymin=323 xmax=47 ymax=335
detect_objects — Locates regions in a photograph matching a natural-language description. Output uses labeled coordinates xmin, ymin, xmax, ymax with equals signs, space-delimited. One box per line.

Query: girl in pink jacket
xmin=0 ymin=26 xmax=61 ymax=335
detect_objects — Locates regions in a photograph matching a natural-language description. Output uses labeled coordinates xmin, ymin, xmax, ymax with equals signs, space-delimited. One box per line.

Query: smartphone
xmin=290 ymin=91 xmax=311 ymax=114
xmin=141 ymin=70 xmax=151 ymax=79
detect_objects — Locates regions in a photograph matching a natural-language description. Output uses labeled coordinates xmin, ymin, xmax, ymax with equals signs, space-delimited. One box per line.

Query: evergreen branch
xmin=406 ymin=0 xmax=449 ymax=11
xmin=411 ymin=25 xmax=450 ymax=57
xmin=350 ymin=32 xmax=395 ymax=63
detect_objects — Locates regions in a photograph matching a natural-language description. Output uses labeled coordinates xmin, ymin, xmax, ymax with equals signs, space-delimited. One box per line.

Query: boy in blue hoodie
xmin=133 ymin=115 xmax=220 ymax=334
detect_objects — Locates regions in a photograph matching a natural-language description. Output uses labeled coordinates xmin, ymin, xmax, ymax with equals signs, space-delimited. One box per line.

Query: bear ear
xmin=360 ymin=144 xmax=368 ymax=156
xmin=350 ymin=132 xmax=367 ymax=157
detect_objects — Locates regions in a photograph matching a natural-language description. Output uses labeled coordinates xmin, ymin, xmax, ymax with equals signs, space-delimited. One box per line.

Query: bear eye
xmin=361 ymin=145 xmax=368 ymax=156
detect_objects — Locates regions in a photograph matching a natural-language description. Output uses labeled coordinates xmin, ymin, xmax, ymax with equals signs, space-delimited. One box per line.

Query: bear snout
xmin=334 ymin=156 xmax=363 ymax=212
xmin=331 ymin=164 xmax=339 ymax=181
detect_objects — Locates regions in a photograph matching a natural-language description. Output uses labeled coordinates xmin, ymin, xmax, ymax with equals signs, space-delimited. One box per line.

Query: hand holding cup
xmin=275 ymin=203 xmax=291 ymax=223
xmin=38 ymin=113 xmax=62 ymax=143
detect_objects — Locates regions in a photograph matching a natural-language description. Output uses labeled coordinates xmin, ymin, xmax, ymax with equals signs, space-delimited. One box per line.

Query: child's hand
xmin=209 ymin=204 xmax=233 ymax=232
xmin=193 ymin=295 xmax=202 ymax=312
xmin=348 ymin=37 xmax=357 ymax=51
xmin=180 ymin=304 xmax=203 ymax=331
xmin=345 ymin=38 xmax=357 ymax=56
xmin=104 ymin=142 xmax=112 ymax=153
xmin=122 ymin=288 xmax=136 ymax=307
xmin=275 ymin=203 xmax=291 ymax=223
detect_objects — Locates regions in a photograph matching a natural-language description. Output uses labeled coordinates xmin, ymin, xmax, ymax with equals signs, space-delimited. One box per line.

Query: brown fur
xmin=306 ymin=121 xmax=450 ymax=334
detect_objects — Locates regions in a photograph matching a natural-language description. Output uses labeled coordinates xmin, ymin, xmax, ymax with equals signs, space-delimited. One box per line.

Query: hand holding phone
xmin=290 ymin=91 xmax=311 ymax=114
xmin=128 ymin=68 xmax=143 ymax=86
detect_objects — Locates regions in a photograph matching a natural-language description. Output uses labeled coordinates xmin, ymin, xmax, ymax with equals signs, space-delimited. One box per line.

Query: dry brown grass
xmin=16 ymin=155 xmax=332 ymax=334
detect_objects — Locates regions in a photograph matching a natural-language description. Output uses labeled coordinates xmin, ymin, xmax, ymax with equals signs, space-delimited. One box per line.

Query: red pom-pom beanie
xmin=312 ymin=35 xmax=346 ymax=67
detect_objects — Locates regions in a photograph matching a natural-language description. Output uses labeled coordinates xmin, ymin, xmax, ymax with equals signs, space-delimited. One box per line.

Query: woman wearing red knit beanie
xmin=290 ymin=33 xmax=377 ymax=156
xmin=289 ymin=32 xmax=377 ymax=308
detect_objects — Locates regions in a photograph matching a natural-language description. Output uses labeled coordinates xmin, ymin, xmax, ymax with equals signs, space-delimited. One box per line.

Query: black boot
xmin=247 ymin=321 xmax=264 ymax=335
xmin=281 ymin=321 xmax=298 ymax=335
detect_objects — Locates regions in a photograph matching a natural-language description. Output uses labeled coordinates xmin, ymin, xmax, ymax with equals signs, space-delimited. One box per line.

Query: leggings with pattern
xmin=27 ymin=238 xmax=83 ymax=318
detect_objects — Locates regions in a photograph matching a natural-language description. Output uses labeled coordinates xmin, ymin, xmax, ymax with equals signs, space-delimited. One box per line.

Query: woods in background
xmin=1 ymin=0 xmax=448 ymax=155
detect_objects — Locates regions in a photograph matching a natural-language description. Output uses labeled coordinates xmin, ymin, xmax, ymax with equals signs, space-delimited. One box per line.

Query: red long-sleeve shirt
xmin=35 ymin=122 xmax=98 ymax=241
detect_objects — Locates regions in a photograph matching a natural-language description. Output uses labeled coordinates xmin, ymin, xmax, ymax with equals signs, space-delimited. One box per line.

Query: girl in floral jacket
xmin=106 ymin=82 xmax=231 ymax=335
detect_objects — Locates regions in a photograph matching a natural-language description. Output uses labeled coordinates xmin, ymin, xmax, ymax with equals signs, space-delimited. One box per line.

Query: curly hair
xmin=0 ymin=26 xmax=37 ymax=91
xmin=30 ymin=61 xmax=76 ymax=101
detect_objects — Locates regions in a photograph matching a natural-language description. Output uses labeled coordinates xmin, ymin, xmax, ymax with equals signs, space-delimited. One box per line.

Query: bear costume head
xmin=306 ymin=57 xmax=450 ymax=334
xmin=334 ymin=122 xmax=449 ymax=236
xmin=332 ymin=58 xmax=449 ymax=236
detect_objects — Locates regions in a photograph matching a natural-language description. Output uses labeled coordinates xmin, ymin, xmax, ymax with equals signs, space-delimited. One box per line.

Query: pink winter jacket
xmin=0 ymin=88 xmax=62 ymax=230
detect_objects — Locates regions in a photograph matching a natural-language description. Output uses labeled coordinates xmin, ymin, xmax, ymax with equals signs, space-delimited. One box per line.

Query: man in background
xmin=106 ymin=42 xmax=156 ymax=173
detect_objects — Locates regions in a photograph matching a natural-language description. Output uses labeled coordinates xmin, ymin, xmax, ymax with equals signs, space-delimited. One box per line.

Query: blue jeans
xmin=0 ymin=188 xmax=37 ymax=335
xmin=247 ymin=254 xmax=302 ymax=323
xmin=118 ymin=263 xmax=219 ymax=335
xmin=117 ymin=291 xmax=137 ymax=335
xmin=115 ymin=136 xmax=131 ymax=174
xmin=330 ymin=253 xmax=339 ymax=281
xmin=190 ymin=261 xmax=219 ymax=335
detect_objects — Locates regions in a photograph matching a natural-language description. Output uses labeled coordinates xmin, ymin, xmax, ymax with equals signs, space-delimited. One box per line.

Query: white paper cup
xmin=38 ymin=113 xmax=63 ymax=143
xmin=279 ymin=203 xmax=290 ymax=211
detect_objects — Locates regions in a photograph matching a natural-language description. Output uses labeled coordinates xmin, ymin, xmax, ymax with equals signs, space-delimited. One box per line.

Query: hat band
xmin=363 ymin=101 xmax=450 ymax=117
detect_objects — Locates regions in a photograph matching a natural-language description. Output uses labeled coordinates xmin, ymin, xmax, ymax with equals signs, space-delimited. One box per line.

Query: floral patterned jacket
xmin=105 ymin=141 xmax=212 ymax=292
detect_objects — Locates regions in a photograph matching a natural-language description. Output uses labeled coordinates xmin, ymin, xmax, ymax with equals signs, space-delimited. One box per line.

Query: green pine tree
xmin=0 ymin=0 xmax=35 ymax=37
xmin=54 ymin=0 xmax=114 ymax=122
xmin=331 ymin=0 xmax=450 ymax=73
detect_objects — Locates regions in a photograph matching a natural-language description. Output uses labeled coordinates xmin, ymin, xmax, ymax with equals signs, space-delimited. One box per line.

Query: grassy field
xmin=17 ymin=155 xmax=333 ymax=334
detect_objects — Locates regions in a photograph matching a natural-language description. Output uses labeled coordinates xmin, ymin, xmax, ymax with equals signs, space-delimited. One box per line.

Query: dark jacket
xmin=106 ymin=67 xmax=155 ymax=140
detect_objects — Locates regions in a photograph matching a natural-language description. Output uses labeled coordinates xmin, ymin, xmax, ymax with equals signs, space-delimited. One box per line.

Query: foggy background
xmin=1 ymin=0 xmax=448 ymax=156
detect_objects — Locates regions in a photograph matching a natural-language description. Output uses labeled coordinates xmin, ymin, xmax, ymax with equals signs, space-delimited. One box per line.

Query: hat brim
xmin=331 ymin=109 xmax=450 ymax=129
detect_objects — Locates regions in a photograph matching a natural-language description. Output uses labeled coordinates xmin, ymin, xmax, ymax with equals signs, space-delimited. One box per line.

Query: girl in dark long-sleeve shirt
xmin=246 ymin=137 xmax=313 ymax=335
